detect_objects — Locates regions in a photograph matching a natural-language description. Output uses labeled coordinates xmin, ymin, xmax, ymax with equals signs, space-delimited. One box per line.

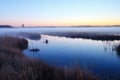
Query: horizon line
xmin=1 ymin=24 xmax=120 ymax=27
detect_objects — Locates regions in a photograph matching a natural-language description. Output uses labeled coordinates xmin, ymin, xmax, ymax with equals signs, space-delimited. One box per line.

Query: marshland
xmin=1 ymin=0 xmax=120 ymax=80
xmin=0 ymin=27 xmax=120 ymax=80
xmin=0 ymin=35 xmax=99 ymax=80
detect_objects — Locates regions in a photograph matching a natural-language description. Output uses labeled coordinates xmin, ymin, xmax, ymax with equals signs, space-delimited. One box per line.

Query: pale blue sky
xmin=0 ymin=0 xmax=120 ymax=26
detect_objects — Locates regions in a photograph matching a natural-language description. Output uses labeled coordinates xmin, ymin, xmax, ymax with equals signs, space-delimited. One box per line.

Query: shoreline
xmin=0 ymin=36 xmax=99 ymax=80
xmin=2 ymin=25 xmax=120 ymax=28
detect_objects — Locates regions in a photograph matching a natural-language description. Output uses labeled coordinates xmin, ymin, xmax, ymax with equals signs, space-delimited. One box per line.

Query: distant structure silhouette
xmin=22 ymin=24 xmax=24 ymax=28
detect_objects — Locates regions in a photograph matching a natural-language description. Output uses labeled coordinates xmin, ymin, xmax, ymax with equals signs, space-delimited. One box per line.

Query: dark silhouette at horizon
xmin=0 ymin=25 xmax=12 ymax=28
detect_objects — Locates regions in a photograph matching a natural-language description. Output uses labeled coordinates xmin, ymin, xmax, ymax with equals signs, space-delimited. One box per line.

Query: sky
xmin=0 ymin=0 xmax=120 ymax=27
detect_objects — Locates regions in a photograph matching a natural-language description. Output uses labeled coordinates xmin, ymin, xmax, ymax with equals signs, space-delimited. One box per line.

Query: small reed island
xmin=0 ymin=36 xmax=99 ymax=80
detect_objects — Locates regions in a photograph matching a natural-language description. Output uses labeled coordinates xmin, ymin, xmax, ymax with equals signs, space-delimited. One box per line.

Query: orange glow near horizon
xmin=14 ymin=20 xmax=120 ymax=27
xmin=3 ymin=17 xmax=120 ymax=27
xmin=6 ymin=20 xmax=119 ymax=27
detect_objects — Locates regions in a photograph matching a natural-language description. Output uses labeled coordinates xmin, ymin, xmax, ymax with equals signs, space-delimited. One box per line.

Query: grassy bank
xmin=0 ymin=37 xmax=99 ymax=80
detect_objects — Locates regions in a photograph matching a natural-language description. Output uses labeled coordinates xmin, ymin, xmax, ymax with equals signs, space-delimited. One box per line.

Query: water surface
xmin=23 ymin=34 xmax=120 ymax=79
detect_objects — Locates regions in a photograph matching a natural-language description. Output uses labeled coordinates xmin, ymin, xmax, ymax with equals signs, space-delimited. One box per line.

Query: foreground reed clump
xmin=115 ymin=44 xmax=120 ymax=57
xmin=0 ymin=36 xmax=99 ymax=80
xmin=116 ymin=45 xmax=120 ymax=53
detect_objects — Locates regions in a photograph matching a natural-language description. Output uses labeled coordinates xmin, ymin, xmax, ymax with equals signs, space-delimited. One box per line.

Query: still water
xmin=23 ymin=34 xmax=120 ymax=79
xmin=1 ymin=27 xmax=120 ymax=79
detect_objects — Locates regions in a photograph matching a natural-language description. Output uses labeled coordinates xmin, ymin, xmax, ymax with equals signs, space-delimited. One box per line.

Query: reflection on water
xmin=23 ymin=35 xmax=120 ymax=79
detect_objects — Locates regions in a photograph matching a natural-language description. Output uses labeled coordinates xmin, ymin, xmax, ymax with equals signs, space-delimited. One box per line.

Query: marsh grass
xmin=114 ymin=44 xmax=120 ymax=57
xmin=116 ymin=45 xmax=120 ymax=53
xmin=0 ymin=36 xmax=100 ymax=80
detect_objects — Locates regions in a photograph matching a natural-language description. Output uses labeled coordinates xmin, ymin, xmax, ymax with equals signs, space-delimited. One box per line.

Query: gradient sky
xmin=0 ymin=0 xmax=120 ymax=27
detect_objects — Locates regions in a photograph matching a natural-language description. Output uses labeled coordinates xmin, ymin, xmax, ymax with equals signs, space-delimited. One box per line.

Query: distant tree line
xmin=0 ymin=25 xmax=12 ymax=28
